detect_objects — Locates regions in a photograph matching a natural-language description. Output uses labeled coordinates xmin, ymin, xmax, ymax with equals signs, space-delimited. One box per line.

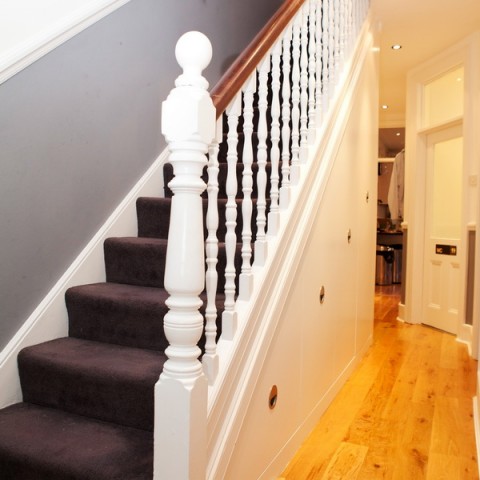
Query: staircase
xmin=0 ymin=47 xmax=279 ymax=480
xmin=0 ymin=0 xmax=373 ymax=478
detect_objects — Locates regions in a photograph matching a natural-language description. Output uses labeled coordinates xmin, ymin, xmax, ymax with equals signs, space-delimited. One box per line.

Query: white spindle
xmin=222 ymin=94 xmax=241 ymax=340
xmin=322 ymin=0 xmax=330 ymax=114
xmin=345 ymin=0 xmax=352 ymax=53
xmin=339 ymin=0 xmax=345 ymax=68
xmin=267 ymin=39 xmax=282 ymax=235
xmin=156 ymin=31 xmax=214 ymax=480
xmin=299 ymin=4 xmax=309 ymax=163
xmin=280 ymin=24 xmax=292 ymax=208
xmin=203 ymin=117 xmax=222 ymax=385
xmin=334 ymin=0 xmax=341 ymax=76
xmin=328 ymin=0 xmax=335 ymax=96
xmin=308 ymin=0 xmax=317 ymax=143
xmin=290 ymin=12 xmax=302 ymax=185
xmin=315 ymin=0 xmax=323 ymax=125
xmin=254 ymin=56 xmax=270 ymax=266
xmin=239 ymin=73 xmax=256 ymax=301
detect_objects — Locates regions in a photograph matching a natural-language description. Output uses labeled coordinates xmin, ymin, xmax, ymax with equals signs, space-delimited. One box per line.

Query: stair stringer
xmin=206 ymin=20 xmax=375 ymax=480
xmin=0 ymin=150 xmax=168 ymax=409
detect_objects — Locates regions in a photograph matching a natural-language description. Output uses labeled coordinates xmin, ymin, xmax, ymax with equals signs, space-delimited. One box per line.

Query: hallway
xmin=280 ymin=285 xmax=478 ymax=479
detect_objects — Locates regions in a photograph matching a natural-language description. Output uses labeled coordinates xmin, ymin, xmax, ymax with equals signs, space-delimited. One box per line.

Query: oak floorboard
xmin=280 ymin=285 xmax=478 ymax=480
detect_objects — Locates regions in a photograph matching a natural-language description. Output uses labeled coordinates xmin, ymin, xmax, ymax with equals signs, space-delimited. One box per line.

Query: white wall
xmin=221 ymin=26 xmax=379 ymax=480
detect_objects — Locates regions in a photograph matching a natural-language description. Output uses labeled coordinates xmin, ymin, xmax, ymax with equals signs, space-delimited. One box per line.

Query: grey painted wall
xmin=0 ymin=0 xmax=282 ymax=350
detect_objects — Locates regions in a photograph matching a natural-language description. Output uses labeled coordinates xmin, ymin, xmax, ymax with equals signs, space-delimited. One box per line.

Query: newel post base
xmin=153 ymin=31 xmax=215 ymax=480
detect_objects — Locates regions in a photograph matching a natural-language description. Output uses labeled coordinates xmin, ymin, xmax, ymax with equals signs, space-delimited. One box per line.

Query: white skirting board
xmin=474 ymin=392 xmax=480 ymax=479
xmin=0 ymin=149 xmax=167 ymax=408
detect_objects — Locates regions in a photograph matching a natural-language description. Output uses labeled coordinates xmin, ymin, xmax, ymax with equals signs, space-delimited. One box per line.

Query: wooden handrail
xmin=210 ymin=0 xmax=306 ymax=116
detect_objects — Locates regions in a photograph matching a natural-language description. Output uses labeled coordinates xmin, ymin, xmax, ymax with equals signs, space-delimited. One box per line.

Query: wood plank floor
xmin=280 ymin=285 xmax=478 ymax=479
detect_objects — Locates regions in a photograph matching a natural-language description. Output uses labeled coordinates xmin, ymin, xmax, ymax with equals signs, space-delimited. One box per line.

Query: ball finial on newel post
xmin=175 ymin=31 xmax=212 ymax=89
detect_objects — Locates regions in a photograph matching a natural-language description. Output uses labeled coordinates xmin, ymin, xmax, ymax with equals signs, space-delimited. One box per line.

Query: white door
xmin=423 ymin=126 xmax=463 ymax=334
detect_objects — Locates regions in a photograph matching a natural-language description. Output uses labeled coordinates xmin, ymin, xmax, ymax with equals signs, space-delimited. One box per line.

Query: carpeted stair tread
xmin=104 ymin=237 xmax=167 ymax=288
xmin=136 ymin=197 xmax=171 ymax=239
xmin=66 ymin=282 xmax=170 ymax=351
xmin=0 ymin=402 xmax=152 ymax=480
xmin=137 ymin=196 xmax=268 ymax=242
xmin=67 ymin=282 xmax=224 ymax=351
xmin=18 ymin=337 xmax=165 ymax=431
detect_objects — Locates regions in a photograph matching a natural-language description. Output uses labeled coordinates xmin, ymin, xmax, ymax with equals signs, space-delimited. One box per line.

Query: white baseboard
xmin=397 ymin=302 xmax=405 ymax=322
xmin=0 ymin=149 xmax=167 ymax=408
xmin=473 ymin=395 xmax=480 ymax=479
xmin=457 ymin=323 xmax=473 ymax=356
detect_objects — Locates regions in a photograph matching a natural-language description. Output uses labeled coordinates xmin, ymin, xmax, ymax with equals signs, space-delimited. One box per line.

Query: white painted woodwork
xmin=423 ymin=128 xmax=463 ymax=334
xmin=203 ymin=118 xmax=223 ymax=384
xmin=156 ymin=31 xmax=215 ymax=480
xmin=329 ymin=0 xmax=336 ymax=96
xmin=239 ymin=73 xmax=256 ymax=301
xmin=308 ymin=0 xmax=317 ymax=144
xmin=267 ymin=39 xmax=282 ymax=236
xmin=322 ymin=0 xmax=330 ymax=114
xmin=290 ymin=11 xmax=302 ymax=185
xmin=253 ymin=56 xmax=270 ymax=266
xmin=315 ymin=0 xmax=323 ymax=125
xmin=222 ymin=94 xmax=241 ymax=339
xmin=280 ymin=25 xmax=293 ymax=209
xmin=299 ymin=4 xmax=309 ymax=163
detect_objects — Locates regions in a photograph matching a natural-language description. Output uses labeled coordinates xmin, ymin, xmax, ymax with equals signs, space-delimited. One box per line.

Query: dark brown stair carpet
xmin=0 ymin=403 xmax=153 ymax=480
xmin=67 ymin=282 xmax=171 ymax=351
xmin=67 ymin=283 xmax=224 ymax=352
xmin=18 ymin=337 xmax=166 ymax=431
xmin=137 ymin=196 xmax=268 ymax=243
xmin=104 ymin=237 xmax=168 ymax=288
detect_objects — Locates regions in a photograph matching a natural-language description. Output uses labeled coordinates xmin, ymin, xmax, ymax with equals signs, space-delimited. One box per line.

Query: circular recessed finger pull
xmin=347 ymin=229 xmax=352 ymax=244
xmin=319 ymin=286 xmax=325 ymax=304
xmin=269 ymin=385 xmax=278 ymax=410
xmin=366 ymin=191 xmax=370 ymax=203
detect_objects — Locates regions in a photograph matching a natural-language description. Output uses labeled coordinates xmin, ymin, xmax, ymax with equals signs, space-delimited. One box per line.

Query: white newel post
xmin=154 ymin=31 xmax=215 ymax=480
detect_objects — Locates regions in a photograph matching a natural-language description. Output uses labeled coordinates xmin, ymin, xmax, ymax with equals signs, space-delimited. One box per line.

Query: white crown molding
xmin=0 ymin=0 xmax=131 ymax=85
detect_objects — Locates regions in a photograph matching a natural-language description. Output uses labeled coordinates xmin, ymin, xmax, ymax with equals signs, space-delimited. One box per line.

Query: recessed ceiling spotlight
xmin=391 ymin=44 xmax=402 ymax=50
xmin=381 ymin=104 xmax=389 ymax=110
xmin=396 ymin=132 xmax=401 ymax=136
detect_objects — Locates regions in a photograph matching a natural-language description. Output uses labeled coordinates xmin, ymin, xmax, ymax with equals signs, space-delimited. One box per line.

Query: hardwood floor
xmin=280 ymin=285 xmax=478 ymax=479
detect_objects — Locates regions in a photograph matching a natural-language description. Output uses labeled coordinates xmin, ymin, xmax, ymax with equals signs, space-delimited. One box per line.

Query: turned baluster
xmin=239 ymin=73 xmax=256 ymax=301
xmin=222 ymin=93 xmax=241 ymax=340
xmin=254 ymin=56 xmax=270 ymax=266
xmin=203 ymin=117 xmax=222 ymax=384
xmin=268 ymin=39 xmax=282 ymax=236
xmin=290 ymin=11 xmax=302 ymax=185
xmin=308 ymin=0 xmax=317 ymax=143
xmin=299 ymin=4 xmax=309 ymax=163
xmin=280 ymin=24 xmax=292 ymax=209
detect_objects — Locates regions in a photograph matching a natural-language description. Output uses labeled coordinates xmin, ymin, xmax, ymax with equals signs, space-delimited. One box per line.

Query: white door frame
xmin=404 ymin=32 xmax=480 ymax=355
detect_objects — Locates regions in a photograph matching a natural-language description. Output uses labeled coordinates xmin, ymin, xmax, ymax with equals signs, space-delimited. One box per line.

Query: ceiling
xmin=370 ymin=0 xmax=480 ymax=128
